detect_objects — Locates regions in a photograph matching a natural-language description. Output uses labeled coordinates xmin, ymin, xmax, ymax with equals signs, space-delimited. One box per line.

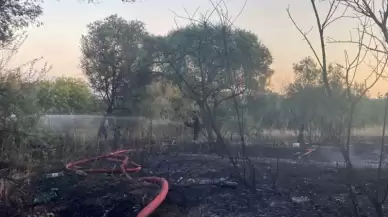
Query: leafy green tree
xmin=0 ymin=70 xmax=44 ymax=160
xmin=354 ymin=97 xmax=385 ymax=127
xmin=0 ymin=0 xmax=42 ymax=44
xmin=244 ymin=91 xmax=284 ymax=129
xmin=284 ymin=57 xmax=348 ymax=144
xmin=1 ymin=0 xmax=142 ymax=45
xmin=80 ymin=14 xmax=156 ymax=116
xmin=160 ymin=21 xmax=273 ymax=142
xmin=136 ymin=80 xmax=195 ymax=120
xmin=37 ymin=77 xmax=96 ymax=114
xmin=80 ymin=14 xmax=159 ymax=144
xmin=0 ymin=72 xmax=40 ymax=119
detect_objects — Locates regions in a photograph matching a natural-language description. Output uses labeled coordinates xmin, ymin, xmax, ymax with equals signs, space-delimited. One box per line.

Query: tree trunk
xmin=308 ymin=121 xmax=312 ymax=145
xmin=344 ymin=103 xmax=355 ymax=169
xmin=377 ymin=95 xmax=388 ymax=181
xmin=297 ymin=123 xmax=305 ymax=147
xmin=372 ymin=200 xmax=384 ymax=217
xmin=113 ymin=123 xmax=121 ymax=150
xmin=342 ymin=102 xmax=359 ymax=217
xmin=199 ymin=106 xmax=214 ymax=144
xmin=205 ymin=124 xmax=214 ymax=143
xmin=97 ymin=105 xmax=113 ymax=139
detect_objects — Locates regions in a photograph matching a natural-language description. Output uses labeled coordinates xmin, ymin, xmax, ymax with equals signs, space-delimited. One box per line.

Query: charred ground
xmin=4 ymin=141 xmax=387 ymax=217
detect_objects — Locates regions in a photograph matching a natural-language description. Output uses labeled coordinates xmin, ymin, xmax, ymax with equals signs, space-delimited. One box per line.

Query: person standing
xmin=184 ymin=111 xmax=201 ymax=141
xmin=98 ymin=115 xmax=109 ymax=140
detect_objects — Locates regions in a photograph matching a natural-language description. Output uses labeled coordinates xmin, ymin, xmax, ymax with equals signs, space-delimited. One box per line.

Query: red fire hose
xmin=65 ymin=149 xmax=169 ymax=217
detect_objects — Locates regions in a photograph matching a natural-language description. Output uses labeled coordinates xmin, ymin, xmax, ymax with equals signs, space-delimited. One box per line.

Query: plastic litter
xmin=44 ymin=172 xmax=64 ymax=179
xmin=291 ymin=196 xmax=310 ymax=203
xmin=74 ymin=170 xmax=87 ymax=176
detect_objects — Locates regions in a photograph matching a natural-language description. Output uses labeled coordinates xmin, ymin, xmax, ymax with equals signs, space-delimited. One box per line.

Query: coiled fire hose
xmin=65 ymin=150 xmax=169 ymax=217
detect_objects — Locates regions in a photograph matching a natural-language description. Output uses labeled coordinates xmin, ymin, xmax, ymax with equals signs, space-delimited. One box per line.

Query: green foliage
xmin=137 ymin=80 xmax=194 ymax=120
xmin=156 ymin=21 xmax=274 ymax=141
xmin=245 ymin=91 xmax=284 ymax=129
xmin=354 ymin=98 xmax=386 ymax=127
xmin=282 ymin=57 xmax=346 ymax=130
xmin=210 ymin=55 xmax=387 ymax=140
xmin=80 ymin=14 xmax=155 ymax=115
xmin=37 ymin=77 xmax=96 ymax=114
xmin=0 ymin=72 xmax=40 ymax=119
xmin=0 ymin=69 xmax=45 ymax=163
xmin=0 ymin=0 xmax=43 ymax=44
xmin=161 ymin=22 xmax=273 ymax=102
xmin=159 ymin=22 xmax=273 ymax=137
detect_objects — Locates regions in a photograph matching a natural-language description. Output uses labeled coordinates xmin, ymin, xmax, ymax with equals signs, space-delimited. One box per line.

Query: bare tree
xmin=210 ymin=0 xmax=258 ymax=189
xmin=287 ymin=0 xmax=349 ymax=96
xmin=337 ymin=0 xmax=388 ymax=54
xmin=339 ymin=24 xmax=387 ymax=216
xmin=287 ymin=0 xmax=350 ymax=145
xmin=288 ymin=1 xmax=388 ymax=216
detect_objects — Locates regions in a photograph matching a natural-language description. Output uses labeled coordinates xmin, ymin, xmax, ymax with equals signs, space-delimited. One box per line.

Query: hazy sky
xmin=10 ymin=0 xmax=388 ymax=96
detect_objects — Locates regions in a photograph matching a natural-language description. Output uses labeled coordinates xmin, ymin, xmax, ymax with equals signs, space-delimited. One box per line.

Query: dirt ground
xmin=5 ymin=143 xmax=388 ymax=217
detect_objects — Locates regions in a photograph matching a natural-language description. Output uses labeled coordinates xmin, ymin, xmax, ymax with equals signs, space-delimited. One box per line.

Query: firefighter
xmin=98 ymin=114 xmax=109 ymax=140
xmin=184 ymin=111 xmax=201 ymax=141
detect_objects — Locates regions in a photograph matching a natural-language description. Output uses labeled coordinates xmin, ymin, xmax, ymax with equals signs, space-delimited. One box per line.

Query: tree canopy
xmin=161 ymin=22 xmax=273 ymax=102
xmin=80 ymin=14 xmax=156 ymax=115
xmin=0 ymin=0 xmax=42 ymax=44
xmin=37 ymin=77 xmax=96 ymax=114
xmin=156 ymin=21 xmax=274 ymax=142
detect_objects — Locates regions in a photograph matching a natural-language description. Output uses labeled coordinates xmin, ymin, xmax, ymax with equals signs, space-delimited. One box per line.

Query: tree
xmin=245 ymin=91 xmax=284 ymax=130
xmin=160 ymin=21 xmax=273 ymax=144
xmin=284 ymin=57 xmax=349 ymax=145
xmin=37 ymin=77 xmax=96 ymax=114
xmin=0 ymin=0 xmax=42 ymax=45
xmin=1 ymin=0 xmax=143 ymax=46
xmin=287 ymin=0 xmax=345 ymax=96
xmin=288 ymin=1 xmax=388 ymax=216
xmin=80 ymin=14 xmax=156 ymax=115
xmin=80 ymin=14 xmax=157 ymax=142
xmin=0 ymin=61 xmax=49 ymax=166
xmin=136 ymin=80 xmax=195 ymax=120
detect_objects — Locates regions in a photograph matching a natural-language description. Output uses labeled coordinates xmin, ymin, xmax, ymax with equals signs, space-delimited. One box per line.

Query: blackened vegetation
xmin=4 ymin=144 xmax=386 ymax=217
xmin=2 ymin=1 xmax=388 ymax=217
xmin=33 ymin=174 xmax=140 ymax=217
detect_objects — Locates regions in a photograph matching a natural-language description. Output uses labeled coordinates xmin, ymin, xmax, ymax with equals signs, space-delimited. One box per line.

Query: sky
xmin=9 ymin=0 xmax=388 ymax=96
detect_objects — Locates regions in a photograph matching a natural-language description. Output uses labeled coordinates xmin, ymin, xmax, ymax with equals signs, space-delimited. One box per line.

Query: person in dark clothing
xmin=297 ymin=123 xmax=306 ymax=148
xmin=184 ymin=112 xmax=201 ymax=141
xmin=98 ymin=117 xmax=109 ymax=140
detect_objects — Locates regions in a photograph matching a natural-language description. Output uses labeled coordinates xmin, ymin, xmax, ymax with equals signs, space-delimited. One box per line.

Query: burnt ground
xmin=6 ymin=143 xmax=388 ymax=217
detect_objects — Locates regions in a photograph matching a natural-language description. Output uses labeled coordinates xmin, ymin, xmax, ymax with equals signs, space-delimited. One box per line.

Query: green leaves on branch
xmin=37 ymin=77 xmax=96 ymax=114
xmin=0 ymin=0 xmax=43 ymax=45
xmin=78 ymin=14 xmax=275 ymax=129
xmin=0 ymin=72 xmax=39 ymax=114
xmin=80 ymin=14 xmax=155 ymax=115
xmin=283 ymin=56 xmax=383 ymax=131
xmin=160 ymin=22 xmax=273 ymax=107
